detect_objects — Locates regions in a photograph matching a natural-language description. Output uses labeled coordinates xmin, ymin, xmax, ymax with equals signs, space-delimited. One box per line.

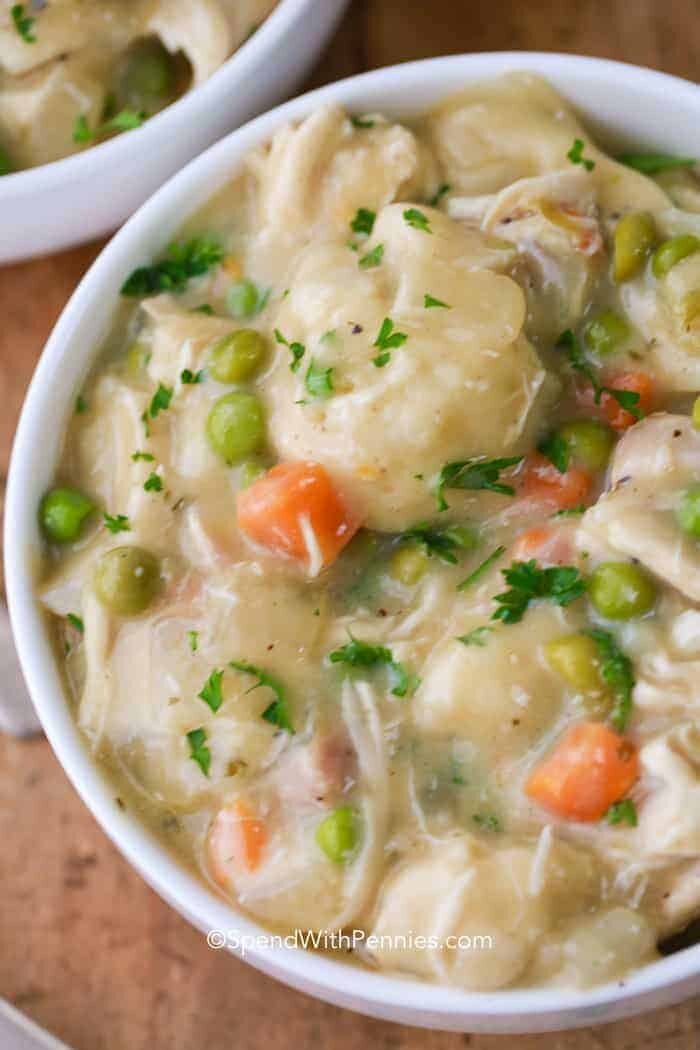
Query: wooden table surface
xmin=2 ymin=3 xmax=700 ymax=1048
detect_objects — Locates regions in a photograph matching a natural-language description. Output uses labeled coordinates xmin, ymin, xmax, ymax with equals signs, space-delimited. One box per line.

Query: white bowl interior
xmin=6 ymin=53 xmax=700 ymax=1033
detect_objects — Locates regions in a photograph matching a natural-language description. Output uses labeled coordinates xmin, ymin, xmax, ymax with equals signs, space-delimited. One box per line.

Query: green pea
xmin=390 ymin=543 xmax=429 ymax=585
xmin=677 ymin=485 xmax=700 ymax=538
xmin=584 ymin=311 xmax=630 ymax=356
xmin=239 ymin=460 xmax=266 ymax=489
xmin=588 ymin=561 xmax=657 ymax=620
xmin=94 ymin=545 xmax=161 ymax=615
xmin=693 ymin=396 xmax=700 ymax=430
xmin=614 ymin=211 xmax=657 ymax=283
xmin=209 ymin=329 xmax=267 ymax=383
xmin=206 ymin=391 xmax=265 ymax=464
xmin=559 ymin=420 xmax=615 ymax=471
xmin=119 ymin=39 xmax=175 ymax=109
xmin=545 ymin=634 xmax=604 ymax=693
xmin=316 ymin=806 xmax=360 ymax=863
xmin=652 ymin=234 xmax=700 ymax=279
xmin=227 ymin=279 xmax=262 ymax=319
xmin=40 ymin=488 xmax=95 ymax=543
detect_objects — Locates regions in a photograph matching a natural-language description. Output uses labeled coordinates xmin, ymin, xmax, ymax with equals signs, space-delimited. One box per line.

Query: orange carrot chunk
xmin=518 ymin=452 xmax=592 ymax=511
xmin=600 ymin=371 xmax=654 ymax=431
xmin=237 ymin=461 xmax=360 ymax=569
xmin=209 ymin=799 xmax=268 ymax=883
xmin=525 ymin=721 xmax=639 ymax=822
xmin=512 ymin=525 xmax=575 ymax=566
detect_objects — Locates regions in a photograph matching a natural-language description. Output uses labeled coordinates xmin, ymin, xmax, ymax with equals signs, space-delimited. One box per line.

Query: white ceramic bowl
xmin=6 ymin=53 xmax=700 ymax=1033
xmin=0 ymin=0 xmax=349 ymax=263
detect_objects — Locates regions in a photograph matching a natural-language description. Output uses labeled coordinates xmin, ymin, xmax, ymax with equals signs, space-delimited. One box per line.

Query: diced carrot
xmin=237 ymin=461 xmax=360 ymax=570
xmin=209 ymin=799 xmax=267 ymax=883
xmin=512 ymin=525 xmax=575 ymax=566
xmin=601 ymin=372 xmax=654 ymax=431
xmin=525 ymin=721 xmax=639 ymax=822
xmin=518 ymin=452 xmax=592 ymax=511
xmin=575 ymin=371 xmax=654 ymax=432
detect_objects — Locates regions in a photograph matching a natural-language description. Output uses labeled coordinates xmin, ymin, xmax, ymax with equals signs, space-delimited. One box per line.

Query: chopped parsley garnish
xmin=403 ymin=207 xmax=432 ymax=234
xmin=144 ymin=472 xmax=163 ymax=493
xmin=434 ymin=456 xmax=523 ymax=512
xmin=73 ymin=108 xmax=146 ymax=144
xmin=121 ymin=237 xmax=224 ymax=298
xmin=103 ymin=513 xmax=130 ymax=534
xmin=372 ymin=317 xmax=408 ymax=367
xmin=198 ymin=668 xmax=225 ymax=713
xmin=399 ymin=522 xmax=476 ymax=565
xmin=275 ymin=328 xmax=305 ymax=372
xmin=131 ymin=450 xmax=155 ymax=462
xmin=350 ymin=208 xmax=376 ymax=237
xmin=11 ymin=4 xmax=35 ymax=43
xmin=229 ymin=660 xmax=294 ymax=732
xmin=457 ymin=626 xmax=492 ymax=647
xmin=557 ymin=329 xmax=642 ymax=419
xmin=305 ymin=358 xmax=334 ymax=399
xmin=424 ymin=293 xmax=450 ymax=309
xmin=538 ymin=432 xmax=570 ymax=474
xmin=359 ymin=243 xmax=384 ymax=269
xmin=553 ymin=504 xmax=586 ymax=518
xmin=187 ymin=727 xmax=211 ymax=776
xmin=457 ymin=545 xmax=506 ymax=591
xmin=428 ymin=183 xmax=451 ymax=207
xmin=605 ymin=798 xmax=638 ymax=827
xmin=180 ymin=368 xmax=204 ymax=385
xmin=492 ymin=561 xmax=586 ymax=625
xmin=472 ymin=813 xmax=501 ymax=832
xmin=148 ymin=383 xmax=173 ymax=418
xmin=75 ymin=395 xmax=88 ymax=414
xmin=188 ymin=630 xmax=199 ymax=653
xmin=584 ymin=627 xmax=635 ymax=732
xmin=67 ymin=613 xmax=84 ymax=634
xmin=567 ymin=138 xmax=596 ymax=172
xmin=193 ymin=303 xmax=214 ymax=315
xmin=329 ymin=638 xmax=419 ymax=698
xmin=351 ymin=115 xmax=375 ymax=129
xmin=617 ymin=153 xmax=696 ymax=175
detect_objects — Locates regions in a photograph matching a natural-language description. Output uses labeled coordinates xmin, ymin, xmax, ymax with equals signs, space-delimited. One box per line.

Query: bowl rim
xmin=0 ymin=0 xmax=318 ymax=197
xmin=6 ymin=51 xmax=700 ymax=1029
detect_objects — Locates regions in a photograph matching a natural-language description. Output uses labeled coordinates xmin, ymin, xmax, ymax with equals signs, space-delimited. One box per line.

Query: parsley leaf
xmin=538 ymin=432 xmax=570 ymax=474
xmin=350 ymin=208 xmax=376 ymax=236
xmin=131 ymin=450 xmax=155 ymax=462
xmin=400 ymin=522 xmax=476 ymax=565
xmin=229 ymin=660 xmax=294 ymax=732
xmin=188 ymin=630 xmax=199 ymax=653
xmin=584 ymin=628 xmax=635 ymax=732
xmin=103 ymin=513 xmax=130 ymax=534
xmin=556 ymin=329 xmax=642 ymax=420
xmin=457 ymin=626 xmax=492 ymax=647
xmin=329 ymin=637 xmax=419 ymax=698
xmin=73 ymin=108 xmax=146 ymax=144
xmin=457 ymin=545 xmax=506 ymax=591
xmin=428 ymin=183 xmax=451 ymax=207
xmin=424 ymin=293 xmax=450 ymax=309
xmin=372 ymin=317 xmax=407 ymax=367
xmin=492 ymin=561 xmax=586 ymax=625
xmin=121 ymin=237 xmax=224 ymax=298
xmin=351 ymin=115 xmax=375 ymax=129
xmin=75 ymin=395 xmax=88 ymax=414
xmin=305 ymin=358 xmax=334 ymax=399
xmin=434 ymin=456 xmax=523 ymax=512
xmin=193 ymin=303 xmax=214 ymax=315
xmin=11 ymin=4 xmax=35 ymax=43
xmin=403 ymin=207 xmax=432 ymax=234
xmin=567 ymin=138 xmax=596 ymax=172
xmin=472 ymin=813 xmax=501 ymax=832
xmin=359 ymin=243 xmax=384 ymax=269
xmin=149 ymin=383 xmax=173 ymax=418
xmin=605 ymin=798 xmax=638 ymax=826
xmin=617 ymin=153 xmax=696 ymax=175
xmin=552 ymin=504 xmax=586 ymax=518
xmin=180 ymin=368 xmax=204 ymax=385
xmin=187 ymin=727 xmax=211 ymax=776
xmin=67 ymin=613 xmax=84 ymax=633
xmin=275 ymin=328 xmax=305 ymax=372
xmin=198 ymin=668 xmax=225 ymax=713
xmin=144 ymin=472 xmax=163 ymax=493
